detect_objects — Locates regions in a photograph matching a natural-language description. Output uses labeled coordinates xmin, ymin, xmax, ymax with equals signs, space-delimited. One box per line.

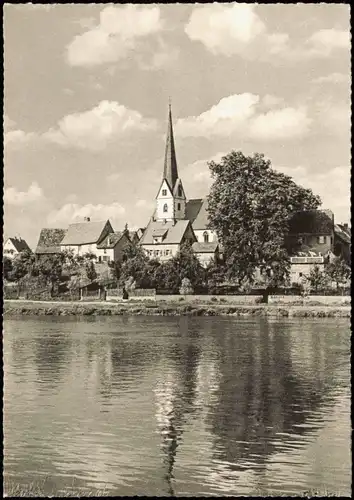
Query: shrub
xmin=179 ymin=277 xmax=194 ymax=295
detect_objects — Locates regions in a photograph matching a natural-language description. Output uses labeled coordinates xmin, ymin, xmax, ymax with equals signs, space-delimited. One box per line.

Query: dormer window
xmin=203 ymin=231 xmax=209 ymax=243
xmin=162 ymin=189 xmax=167 ymax=196
xmin=163 ymin=203 xmax=168 ymax=213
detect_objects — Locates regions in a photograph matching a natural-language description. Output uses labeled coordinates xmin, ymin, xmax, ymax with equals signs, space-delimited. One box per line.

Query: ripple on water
xmin=3 ymin=316 xmax=351 ymax=497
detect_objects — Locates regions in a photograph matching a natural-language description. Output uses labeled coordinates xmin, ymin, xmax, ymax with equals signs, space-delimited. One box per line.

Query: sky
xmin=3 ymin=3 xmax=351 ymax=249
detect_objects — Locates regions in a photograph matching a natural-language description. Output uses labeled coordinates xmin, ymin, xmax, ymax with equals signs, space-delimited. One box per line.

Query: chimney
xmin=84 ymin=217 xmax=91 ymax=222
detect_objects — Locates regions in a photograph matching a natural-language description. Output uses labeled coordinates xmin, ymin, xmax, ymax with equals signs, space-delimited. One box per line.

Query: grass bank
xmin=3 ymin=480 xmax=342 ymax=497
xmin=3 ymin=299 xmax=350 ymax=318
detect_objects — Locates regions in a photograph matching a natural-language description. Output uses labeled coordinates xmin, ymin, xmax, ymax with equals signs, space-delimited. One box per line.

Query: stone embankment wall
xmin=268 ymin=295 xmax=351 ymax=306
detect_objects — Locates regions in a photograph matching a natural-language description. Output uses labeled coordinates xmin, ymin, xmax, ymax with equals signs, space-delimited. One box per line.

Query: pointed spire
xmin=163 ymin=100 xmax=178 ymax=189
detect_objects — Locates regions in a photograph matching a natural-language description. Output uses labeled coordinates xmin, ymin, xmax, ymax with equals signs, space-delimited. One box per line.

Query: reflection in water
xmin=3 ymin=316 xmax=351 ymax=497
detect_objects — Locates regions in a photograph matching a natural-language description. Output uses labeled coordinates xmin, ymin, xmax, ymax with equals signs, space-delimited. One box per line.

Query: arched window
xmin=163 ymin=203 xmax=168 ymax=213
xmin=203 ymin=231 xmax=209 ymax=243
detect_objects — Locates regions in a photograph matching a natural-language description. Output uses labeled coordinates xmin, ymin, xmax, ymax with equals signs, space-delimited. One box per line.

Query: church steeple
xmin=163 ymin=101 xmax=178 ymax=190
xmin=155 ymin=101 xmax=186 ymax=222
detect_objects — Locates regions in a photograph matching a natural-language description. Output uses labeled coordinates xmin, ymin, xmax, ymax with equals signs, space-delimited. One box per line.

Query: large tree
xmin=207 ymin=151 xmax=321 ymax=286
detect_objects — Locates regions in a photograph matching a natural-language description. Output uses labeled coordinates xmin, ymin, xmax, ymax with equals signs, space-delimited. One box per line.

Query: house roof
xmin=97 ymin=231 xmax=124 ymax=249
xmin=153 ymin=228 xmax=169 ymax=237
xmin=192 ymin=241 xmax=219 ymax=253
xmin=334 ymin=224 xmax=351 ymax=244
xmin=185 ymin=198 xmax=203 ymax=223
xmin=288 ymin=210 xmax=334 ymax=235
xmin=7 ymin=237 xmax=31 ymax=253
xmin=61 ymin=220 xmax=111 ymax=245
xmin=35 ymin=228 xmax=67 ymax=254
xmin=140 ymin=219 xmax=194 ymax=245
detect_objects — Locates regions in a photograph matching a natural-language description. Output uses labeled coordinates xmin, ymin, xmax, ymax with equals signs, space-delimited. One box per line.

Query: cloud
xmin=185 ymin=4 xmax=266 ymax=56
xmin=175 ymin=94 xmax=259 ymax=137
xmin=67 ymin=5 xmax=162 ymax=67
xmin=250 ymin=106 xmax=311 ymax=140
xmin=4 ymin=182 xmax=45 ymax=206
xmin=312 ymin=72 xmax=350 ymax=85
xmin=185 ymin=5 xmax=349 ymax=62
xmin=307 ymin=29 xmax=350 ymax=55
xmin=175 ymin=93 xmax=311 ymax=140
xmin=43 ymin=100 xmax=157 ymax=151
xmin=47 ymin=202 xmax=126 ymax=226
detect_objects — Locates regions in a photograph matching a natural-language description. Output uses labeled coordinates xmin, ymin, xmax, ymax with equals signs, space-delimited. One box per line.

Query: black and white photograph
xmin=3 ymin=3 xmax=351 ymax=498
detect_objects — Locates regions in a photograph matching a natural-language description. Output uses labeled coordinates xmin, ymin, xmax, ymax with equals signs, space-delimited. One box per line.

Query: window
xmin=166 ymin=249 xmax=170 ymax=256
xmin=103 ymin=249 xmax=107 ymax=254
xmin=299 ymin=272 xmax=303 ymax=277
xmin=154 ymin=250 xmax=159 ymax=257
xmin=203 ymin=231 xmax=209 ymax=243
xmin=177 ymin=203 xmax=181 ymax=211
xmin=163 ymin=203 xmax=168 ymax=213
xmin=178 ymin=186 xmax=182 ymax=197
xmin=330 ymin=236 xmax=333 ymax=245
xmin=162 ymin=189 xmax=167 ymax=196
xmin=317 ymin=236 xmax=325 ymax=244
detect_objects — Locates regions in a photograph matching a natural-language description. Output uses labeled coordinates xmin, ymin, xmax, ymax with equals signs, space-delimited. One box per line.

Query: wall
xmin=61 ymin=243 xmax=97 ymax=257
xmin=3 ymin=240 xmax=18 ymax=259
xmin=143 ymin=243 xmax=180 ymax=260
xmin=290 ymin=262 xmax=325 ymax=284
xmin=156 ymin=179 xmax=174 ymax=221
xmin=95 ymin=247 xmax=115 ymax=262
xmin=194 ymin=229 xmax=218 ymax=243
xmin=113 ymin=235 xmax=131 ymax=262
xmin=298 ymin=233 xmax=334 ymax=254
xmin=268 ymin=295 xmax=351 ymax=306
xmin=156 ymin=294 xmax=263 ymax=304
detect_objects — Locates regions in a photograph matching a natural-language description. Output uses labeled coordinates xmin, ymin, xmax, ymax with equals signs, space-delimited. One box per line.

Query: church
xmin=139 ymin=104 xmax=221 ymax=266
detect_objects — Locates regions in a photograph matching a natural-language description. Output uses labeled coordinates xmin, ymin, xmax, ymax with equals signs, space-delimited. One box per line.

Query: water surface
xmin=3 ymin=316 xmax=351 ymax=496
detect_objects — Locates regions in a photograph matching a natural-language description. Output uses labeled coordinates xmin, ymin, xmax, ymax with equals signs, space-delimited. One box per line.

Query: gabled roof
xmin=140 ymin=219 xmax=195 ymax=245
xmin=173 ymin=178 xmax=186 ymax=198
xmin=192 ymin=242 xmax=219 ymax=253
xmin=288 ymin=210 xmax=334 ymax=235
xmin=61 ymin=220 xmax=112 ymax=245
xmin=97 ymin=231 xmax=124 ymax=249
xmin=155 ymin=177 xmax=173 ymax=199
xmin=7 ymin=237 xmax=31 ymax=253
xmin=35 ymin=228 xmax=67 ymax=254
xmin=334 ymin=224 xmax=351 ymax=244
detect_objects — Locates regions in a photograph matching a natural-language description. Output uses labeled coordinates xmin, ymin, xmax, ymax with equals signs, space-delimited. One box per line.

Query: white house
xmin=60 ymin=218 xmax=114 ymax=258
xmin=3 ymin=237 xmax=31 ymax=259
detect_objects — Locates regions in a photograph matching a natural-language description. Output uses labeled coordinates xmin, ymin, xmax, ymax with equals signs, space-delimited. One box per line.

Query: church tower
xmin=155 ymin=103 xmax=186 ymax=222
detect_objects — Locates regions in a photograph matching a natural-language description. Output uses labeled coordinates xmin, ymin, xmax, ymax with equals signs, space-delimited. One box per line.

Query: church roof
xmin=185 ymin=198 xmax=210 ymax=230
xmin=140 ymin=219 xmax=193 ymax=245
xmin=192 ymin=242 xmax=219 ymax=253
xmin=185 ymin=198 xmax=203 ymax=224
xmin=163 ymin=104 xmax=179 ymax=190
xmin=61 ymin=220 xmax=112 ymax=245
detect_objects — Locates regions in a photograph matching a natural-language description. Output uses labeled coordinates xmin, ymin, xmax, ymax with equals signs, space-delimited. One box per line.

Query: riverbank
xmin=3 ymin=299 xmax=351 ymax=318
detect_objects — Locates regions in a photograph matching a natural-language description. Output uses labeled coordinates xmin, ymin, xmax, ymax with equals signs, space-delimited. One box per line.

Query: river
xmin=3 ymin=316 xmax=351 ymax=497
